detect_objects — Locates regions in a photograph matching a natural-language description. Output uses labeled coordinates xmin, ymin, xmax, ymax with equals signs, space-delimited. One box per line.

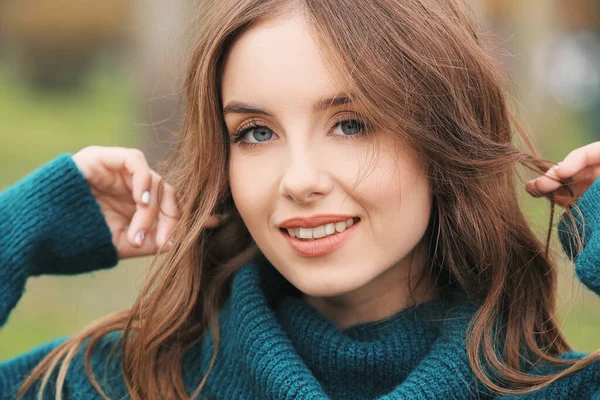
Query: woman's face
xmin=222 ymin=15 xmax=433 ymax=300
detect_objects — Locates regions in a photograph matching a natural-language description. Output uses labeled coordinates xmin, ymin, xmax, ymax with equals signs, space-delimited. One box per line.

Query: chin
xmin=287 ymin=269 xmax=370 ymax=298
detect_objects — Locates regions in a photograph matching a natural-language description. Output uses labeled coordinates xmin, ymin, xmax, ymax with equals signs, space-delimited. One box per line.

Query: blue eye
xmin=231 ymin=123 xmax=275 ymax=144
xmin=245 ymin=127 xmax=274 ymax=143
xmin=333 ymin=119 xmax=364 ymax=136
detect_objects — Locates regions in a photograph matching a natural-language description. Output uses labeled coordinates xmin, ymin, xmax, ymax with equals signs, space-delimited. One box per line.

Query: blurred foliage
xmin=513 ymin=97 xmax=600 ymax=353
xmin=0 ymin=61 xmax=135 ymax=186
xmin=0 ymin=60 xmax=149 ymax=361
xmin=0 ymin=0 xmax=132 ymax=90
xmin=1 ymin=0 xmax=130 ymax=39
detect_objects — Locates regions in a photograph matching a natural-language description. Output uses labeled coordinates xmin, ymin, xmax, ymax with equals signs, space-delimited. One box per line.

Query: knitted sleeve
xmin=516 ymin=181 xmax=600 ymax=397
xmin=558 ymin=177 xmax=600 ymax=295
xmin=0 ymin=153 xmax=118 ymax=327
xmin=0 ymin=154 xmax=119 ymax=398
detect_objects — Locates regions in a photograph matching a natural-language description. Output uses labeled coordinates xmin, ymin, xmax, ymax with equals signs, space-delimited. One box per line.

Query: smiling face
xmin=222 ymin=14 xmax=433 ymax=305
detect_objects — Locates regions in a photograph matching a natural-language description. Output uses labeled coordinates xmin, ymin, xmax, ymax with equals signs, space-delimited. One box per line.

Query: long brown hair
xmin=18 ymin=0 xmax=599 ymax=398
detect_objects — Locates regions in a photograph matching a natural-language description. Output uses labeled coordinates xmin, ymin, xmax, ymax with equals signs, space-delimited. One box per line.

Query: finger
xmin=155 ymin=181 xmax=180 ymax=248
xmin=127 ymin=170 xmax=161 ymax=248
xmin=96 ymin=147 xmax=153 ymax=205
xmin=124 ymin=150 xmax=153 ymax=205
xmin=116 ymin=226 xmax=159 ymax=259
xmin=525 ymin=164 xmax=562 ymax=197
xmin=554 ymin=142 xmax=600 ymax=180
xmin=570 ymin=166 xmax=600 ymax=186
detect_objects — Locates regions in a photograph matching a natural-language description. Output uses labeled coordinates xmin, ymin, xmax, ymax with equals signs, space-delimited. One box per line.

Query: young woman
xmin=3 ymin=0 xmax=600 ymax=398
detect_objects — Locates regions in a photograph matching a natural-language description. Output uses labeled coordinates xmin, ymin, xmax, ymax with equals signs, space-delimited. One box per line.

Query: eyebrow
xmin=222 ymin=93 xmax=353 ymax=116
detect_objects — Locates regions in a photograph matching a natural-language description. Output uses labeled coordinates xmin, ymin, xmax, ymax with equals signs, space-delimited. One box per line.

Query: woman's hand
xmin=73 ymin=146 xmax=222 ymax=259
xmin=525 ymin=142 xmax=600 ymax=207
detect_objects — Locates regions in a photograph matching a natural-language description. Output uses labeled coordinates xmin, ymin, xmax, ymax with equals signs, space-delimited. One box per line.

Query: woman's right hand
xmin=72 ymin=146 xmax=222 ymax=259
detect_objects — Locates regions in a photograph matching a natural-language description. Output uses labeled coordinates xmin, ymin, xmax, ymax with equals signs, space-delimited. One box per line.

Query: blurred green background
xmin=1 ymin=0 xmax=600 ymax=362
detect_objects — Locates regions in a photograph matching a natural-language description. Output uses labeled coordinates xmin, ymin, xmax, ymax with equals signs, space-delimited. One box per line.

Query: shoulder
xmin=0 ymin=331 xmax=127 ymax=399
xmin=63 ymin=331 xmax=128 ymax=398
xmin=0 ymin=336 xmax=69 ymax=394
xmin=506 ymin=351 xmax=600 ymax=399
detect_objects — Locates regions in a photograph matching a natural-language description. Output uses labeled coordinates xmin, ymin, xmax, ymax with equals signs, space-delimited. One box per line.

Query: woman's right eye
xmin=231 ymin=124 xmax=276 ymax=146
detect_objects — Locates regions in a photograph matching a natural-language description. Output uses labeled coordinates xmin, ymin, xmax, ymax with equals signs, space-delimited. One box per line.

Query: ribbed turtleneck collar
xmin=277 ymin=292 xmax=447 ymax=398
xmin=194 ymin=255 xmax=491 ymax=399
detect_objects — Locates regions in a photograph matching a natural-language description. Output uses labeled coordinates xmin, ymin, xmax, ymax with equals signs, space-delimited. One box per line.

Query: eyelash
xmin=230 ymin=117 xmax=372 ymax=148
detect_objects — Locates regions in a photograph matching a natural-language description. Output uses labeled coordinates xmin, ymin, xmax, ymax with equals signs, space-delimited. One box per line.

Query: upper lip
xmin=279 ymin=214 xmax=358 ymax=229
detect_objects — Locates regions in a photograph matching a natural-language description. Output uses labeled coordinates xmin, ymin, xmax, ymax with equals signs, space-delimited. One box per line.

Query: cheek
xmin=228 ymin=150 xmax=274 ymax=230
xmin=387 ymin=166 xmax=432 ymax=248
xmin=352 ymin=149 xmax=432 ymax=239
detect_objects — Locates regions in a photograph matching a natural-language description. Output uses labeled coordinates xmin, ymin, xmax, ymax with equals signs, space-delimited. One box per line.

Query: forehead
xmin=220 ymin=16 xmax=341 ymax=110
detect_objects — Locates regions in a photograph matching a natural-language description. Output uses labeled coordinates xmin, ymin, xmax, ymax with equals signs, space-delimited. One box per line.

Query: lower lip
xmin=280 ymin=219 xmax=360 ymax=257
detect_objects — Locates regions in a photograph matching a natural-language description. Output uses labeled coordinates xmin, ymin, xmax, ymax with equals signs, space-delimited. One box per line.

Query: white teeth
xmin=286 ymin=218 xmax=358 ymax=240
xmin=312 ymin=225 xmax=326 ymax=239
xmin=325 ymin=223 xmax=335 ymax=235
xmin=298 ymin=227 xmax=313 ymax=239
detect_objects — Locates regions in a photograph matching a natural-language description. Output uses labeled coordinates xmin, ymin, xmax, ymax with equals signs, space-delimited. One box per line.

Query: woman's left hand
xmin=525 ymin=141 xmax=600 ymax=207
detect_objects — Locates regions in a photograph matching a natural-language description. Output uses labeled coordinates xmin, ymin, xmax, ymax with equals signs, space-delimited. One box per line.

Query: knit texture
xmin=1 ymin=154 xmax=600 ymax=399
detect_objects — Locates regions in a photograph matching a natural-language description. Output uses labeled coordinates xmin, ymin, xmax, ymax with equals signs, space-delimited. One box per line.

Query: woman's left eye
xmin=332 ymin=119 xmax=366 ymax=137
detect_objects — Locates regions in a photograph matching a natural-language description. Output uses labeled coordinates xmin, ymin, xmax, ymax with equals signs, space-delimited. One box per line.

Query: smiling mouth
xmin=280 ymin=217 xmax=360 ymax=240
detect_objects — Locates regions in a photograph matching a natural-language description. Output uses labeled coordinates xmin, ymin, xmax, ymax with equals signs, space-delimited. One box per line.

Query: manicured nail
xmin=141 ymin=191 xmax=150 ymax=205
xmin=135 ymin=231 xmax=146 ymax=246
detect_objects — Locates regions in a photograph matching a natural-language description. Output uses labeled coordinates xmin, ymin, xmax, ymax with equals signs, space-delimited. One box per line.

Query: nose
xmin=279 ymin=147 xmax=333 ymax=204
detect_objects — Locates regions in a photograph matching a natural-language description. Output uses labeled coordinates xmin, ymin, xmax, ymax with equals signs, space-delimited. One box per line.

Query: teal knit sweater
xmin=1 ymin=154 xmax=600 ymax=399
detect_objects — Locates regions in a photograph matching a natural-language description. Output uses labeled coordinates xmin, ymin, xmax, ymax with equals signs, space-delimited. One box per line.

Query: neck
xmin=302 ymin=246 xmax=437 ymax=329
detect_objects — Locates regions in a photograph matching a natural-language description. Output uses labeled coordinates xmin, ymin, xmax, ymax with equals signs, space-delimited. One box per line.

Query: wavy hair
xmin=18 ymin=0 xmax=598 ymax=398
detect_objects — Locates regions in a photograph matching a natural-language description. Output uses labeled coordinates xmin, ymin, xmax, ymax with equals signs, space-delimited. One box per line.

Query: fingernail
xmin=135 ymin=231 xmax=146 ymax=246
xmin=167 ymin=238 xmax=174 ymax=248
xmin=141 ymin=191 xmax=150 ymax=205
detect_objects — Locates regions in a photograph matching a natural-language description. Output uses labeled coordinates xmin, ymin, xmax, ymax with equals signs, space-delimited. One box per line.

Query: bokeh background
xmin=1 ymin=0 xmax=600 ymax=361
